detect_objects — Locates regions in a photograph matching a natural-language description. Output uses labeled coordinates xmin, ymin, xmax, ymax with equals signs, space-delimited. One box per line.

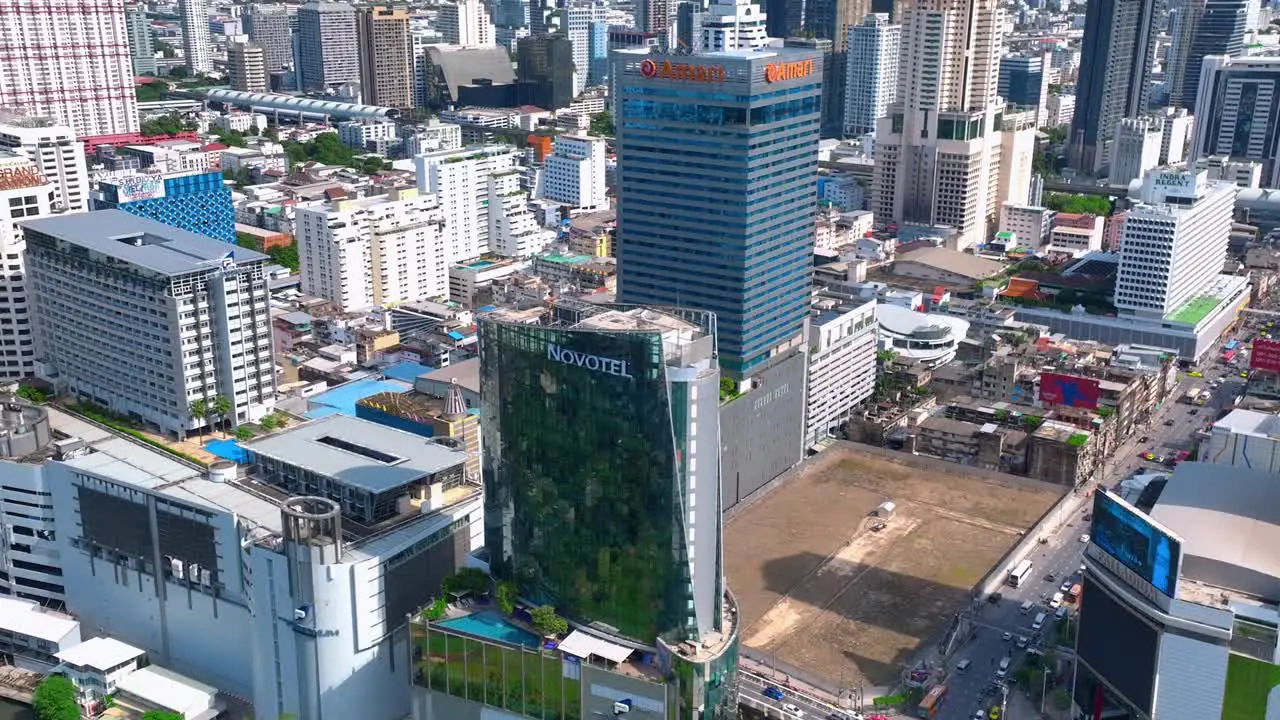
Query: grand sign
xmin=547 ymin=343 xmax=634 ymax=378
xmin=639 ymin=58 xmax=726 ymax=83
xmin=764 ymin=59 xmax=815 ymax=83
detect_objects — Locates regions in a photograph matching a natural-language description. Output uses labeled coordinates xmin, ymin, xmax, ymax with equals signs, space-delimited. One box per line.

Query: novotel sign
xmin=764 ymin=59 xmax=815 ymax=83
xmin=639 ymin=58 xmax=726 ymax=83
xmin=547 ymin=343 xmax=634 ymax=378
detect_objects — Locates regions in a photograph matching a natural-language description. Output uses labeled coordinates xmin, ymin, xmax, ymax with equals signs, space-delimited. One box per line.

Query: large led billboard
xmin=1252 ymin=338 xmax=1280 ymax=373
xmin=1089 ymin=491 xmax=1183 ymax=598
xmin=1039 ymin=372 xmax=1101 ymax=409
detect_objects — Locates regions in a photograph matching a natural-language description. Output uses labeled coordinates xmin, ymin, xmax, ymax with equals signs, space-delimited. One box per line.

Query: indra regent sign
xmin=639 ymin=58 xmax=727 ymax=83
xmin=547 ymin=343 xmax=634 ymax=378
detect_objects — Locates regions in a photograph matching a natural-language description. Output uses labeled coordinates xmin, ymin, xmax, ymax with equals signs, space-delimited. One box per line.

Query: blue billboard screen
xmin=1090 ymin=491 xmax=1182 ymax=597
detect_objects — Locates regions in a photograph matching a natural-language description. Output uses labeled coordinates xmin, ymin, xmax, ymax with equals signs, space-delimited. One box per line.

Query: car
xmin=1242 ymin=371 xmax=1250 ymax=378
xmin=1060 ymin=580 xmax=1072 ymax=593
xmin=1016 ymin=635 xmax=1028 ymax=648
xmin=1080 ymin=563 xmax=1087 ymax=573
xmin=1079 ymin=533 xmax=1091 ymax=543
xmin=988 ymin=592 xmax=1003 ymax=604
xmin=1050 ymin=592 xmax=1065 ymax=609
xmin=1188 ymin=371 xmax=1203 ymax=377
xmin=763 ymin=687 xmax=785 ymax=701
xmin=1002 ymin=631 xmax=1013 ymax=641
xmin=989 ymin=706 xmax=1002 ymax=719
xmin=782 ymin=703 xmax=804 ymax=717
xmin=1044 ymin=573 xmax=1057 ymax=583
xmin=1164 ymin=419 xmax=1175 ymax=426
xmin=973 ymin=711 xmax=986 ymax=719
xmin=1141 ymin=451 xmax=1155 ymax=460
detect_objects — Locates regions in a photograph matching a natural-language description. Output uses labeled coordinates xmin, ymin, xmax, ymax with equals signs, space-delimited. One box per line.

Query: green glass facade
xmin=479 ymin=316 xmax=703 ymax=641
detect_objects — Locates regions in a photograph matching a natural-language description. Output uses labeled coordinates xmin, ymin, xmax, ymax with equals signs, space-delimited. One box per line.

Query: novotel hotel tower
xmin=475 ymin=303 xmax=740 ymax=718
xmin=611 ymin=47 xmax=823 ymax=380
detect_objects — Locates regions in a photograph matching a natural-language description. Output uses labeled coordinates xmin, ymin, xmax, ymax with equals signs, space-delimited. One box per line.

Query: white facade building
xmin=0 ymin=153 xmax=55 ymax=381
xmin=539 ymin=134 xmax=610 ymax=213
xmin=876 ymin=303 xmax=971 ymax=368
xmin=805 ymin=298 xmax=877 ymax=447
xmin=487 ymin=173 xmax=555 ymax=257
xmin=0 ymin=115 xmax=89 ymax=213
xmin=1113 ymin=169 xmax=1237 ymax=319
xmin=845 ymin=15 xmax=900 ymax=136
xmin=567 ymin=3 xmax=608 ymax=95
xmin=1195 ymin=155 xmax=1263 ymax=188
xmin=337 ymin=119 xmax=399 ymax=153
xmin=1203 ymin=409 xmax=1280 ymax=473
xmin=415 ymin=145 xmax=520 ymax=262
xmin=297 ymin=188 xmax=448 ymax=312
xmin=179 ymin=0 xmax=213 ymax=74
xmin=1110 ymin=117 xmax=1164 ymax=189
xmin=404 ymin=120 xmax=464 ymax=155
xmin=1047 ymin=214 xmax=1105 ymax=257
xmin=437 ymin=0 xmax=495 ymax=47
xmin=0 ymin=404 xmax=66 ymax=608
xmin=999 ymin=202 xmax=1053 ymax=247
xmin=1045 ymin=93 xmax=1075 ymax=127
xmin=24 ymin=212 xmax=275 ymax=436
xmin=701 ymin=0 xmax=769 ymax=52
xmin=0 ymin=0 xmax=139 ymax=137
xmin=1193 ymin=55 xmax=1280 ymax=187
xmin=1156 ymin=106 xmax=1193 ymax=166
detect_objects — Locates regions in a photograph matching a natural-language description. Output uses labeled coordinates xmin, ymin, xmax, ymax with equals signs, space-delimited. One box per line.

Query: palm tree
xmin=188 ymin=399 xmax=209 ymax=440
xmin=211 ymin=395 xmax=233 ymax=436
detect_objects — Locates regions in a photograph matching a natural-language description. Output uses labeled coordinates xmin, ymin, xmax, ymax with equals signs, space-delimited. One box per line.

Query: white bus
xmin=1007 ymin=559 xmax=1034 ymax=588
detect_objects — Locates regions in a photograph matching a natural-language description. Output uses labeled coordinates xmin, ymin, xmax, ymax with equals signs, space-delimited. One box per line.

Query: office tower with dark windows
xmin=245 ymin=4 xmax=294 ymax=73
xmin=1069 ymin=0 xmax=1157 ymax=174
xmin=1193 ymin=55 xmax=1280 ymax=188
xmin=1173 ymin=0 xmax=1248 ymax=111
xmin=516 ymin=34 xmax=576 ymax=110
xmin=612 ymin=47 xmax=819 ymax=507
xmin=764 ymin=0 xmax=807 ymax=37
xmin=411 ymin=304 xmax=739 ymax=720
xmin=297 ymin=2 xmax=360 ymax=93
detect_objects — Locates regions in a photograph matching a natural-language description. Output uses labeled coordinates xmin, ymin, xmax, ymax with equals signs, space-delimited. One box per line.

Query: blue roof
xmin=447 ymin=331 xmax=465 ymax=340
xmin=305 ymin=377 xmax=412 ymax=419
xmin=478 ymin=305 xmax=497 ymax=313
xmin=383 ymin=361 xmax=434 ymax=383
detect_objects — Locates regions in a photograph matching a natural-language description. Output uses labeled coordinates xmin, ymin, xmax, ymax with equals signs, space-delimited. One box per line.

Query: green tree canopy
xmin=141 ymin=711 xmax=184 ymax=720
xmin=141 ymin=113 xmax=188 ymax=137
xmin=588 ymin=111 xmax=615 ymax=137
xmin=1043 ymin=192 xmax=1112 ymax=216
xmin=529 ymin=605 xmax=568 ymax=637
xmin=32 ymin=675 xmax=79 ymax=720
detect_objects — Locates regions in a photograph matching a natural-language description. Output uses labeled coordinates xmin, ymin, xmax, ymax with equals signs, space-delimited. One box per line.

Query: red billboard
xmin=1253 ymin=338 xmax=1280 ymax=373
xmin=1039 ymin=372 xmax=1101 ymax=409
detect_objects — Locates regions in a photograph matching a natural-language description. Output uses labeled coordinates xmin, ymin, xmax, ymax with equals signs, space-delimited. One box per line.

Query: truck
xmin=1184 ymin=386 xmax=1203 ymax=404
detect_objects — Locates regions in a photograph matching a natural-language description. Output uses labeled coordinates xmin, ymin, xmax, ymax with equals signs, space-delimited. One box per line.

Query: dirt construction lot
xmin=725 ymin=445 xmax=1063 ymax=688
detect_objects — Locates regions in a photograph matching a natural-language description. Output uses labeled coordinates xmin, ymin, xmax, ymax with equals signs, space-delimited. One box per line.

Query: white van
xmin=956 ymin=658 xmax=972 ymax=673
xmin=1032 ymin=612 xmax=1046 ymax=630
xmin=1049 ymin=592 xmax=1065 ymax=609
xmin=997 ymin=656 xmax=1011 ymax=678
xmin=1020 ymin=600 xmax=1034 ymax=614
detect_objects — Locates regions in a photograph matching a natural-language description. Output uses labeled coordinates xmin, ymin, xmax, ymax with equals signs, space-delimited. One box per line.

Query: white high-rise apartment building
xmin=179 ymin=0 xmax=213 ymax=74
xmin=437 ymin=0 xmax=495 ymax=47
xmin=24 ymin=211 xmax=276 ymax=437
xmin=567 ymin=3 xmax=608 ymax=95
xmin=1109 ymin=117 xmax=1164 ymax=189
xmin=539 ymin=134 xmax=610 ymax=213
xmin=415 ymin=146 xmax=519 ymax=262
xmin=0 ymin=152 xmax=55 ymax=381
xmin=0 ymin=114 xmax=90 ymax=213
xmin=1156 ymin=106 xmax=1193 ymax=165
xmin=1113 ymin=169 xmax=1237 ymax=319
xmin=487 ymin=173 xmax=555 ymax=257
xmin=297 ymin=189 xmax=448 ymax=312
xmin=804 ymin=298 xmax=877 ymax=447
xmin=872 ymin=0 xmax=1032 ymax=251
xmin=0 ymin=0 xmax=139 ymax=137
xmin=228 ymin=41 xmax=268 ymax=93
xmin=844 ymin=14 xmax=900 ymax=136
xmin=701 ymin=0 xmax=769 ymax=52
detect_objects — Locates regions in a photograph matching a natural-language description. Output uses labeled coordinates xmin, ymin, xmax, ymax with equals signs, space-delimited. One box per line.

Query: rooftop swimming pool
xmin=435 ymin=611 xmax=541 ymax=648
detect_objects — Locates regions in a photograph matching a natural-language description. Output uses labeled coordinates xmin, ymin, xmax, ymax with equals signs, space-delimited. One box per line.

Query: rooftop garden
xmin=1043 ymin=191 xmax=1113 ymax=217
xmin=1167 ymin=295 xmax=1222 ymax=326
xmin=1223 ymin=652 xmax=1280 ymax=720
xmin=1066 ymin=433 xmax=1089 ymax=448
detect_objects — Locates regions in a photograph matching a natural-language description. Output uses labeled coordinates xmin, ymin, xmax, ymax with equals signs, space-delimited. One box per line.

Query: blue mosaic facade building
xmin=93 ymin=171 xmax=236 ymax=244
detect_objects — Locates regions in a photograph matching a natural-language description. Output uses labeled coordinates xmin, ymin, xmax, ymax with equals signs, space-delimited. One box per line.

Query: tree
xmin=264 ymin=126 xmax=280 ymax=141
xmin=211 ymin=395 xmax=233 ymax=434
xmin=443 ymin=567 xmax=491 ymax=596
xmin=529 ymin=605 xmax=568 ymax=637
xmin=235 ymin=425 xmax=255 ymax=441
xmin=17 ymin=385 xmax=48 ymax=403
xmin=141 ymin=113 xmax=187 ymax=137
xmin=268 ymin=243 xmax=300 ymax=272
xmin=141 ymin=712 xmax=184 ymax=720
xmin=588 ymin=111 xmax=615 ymax=137
xmin=32 ymin=675 xmax=79 ymax=720
xmin=1043 ymin=192 xmax=1112 ymax=216
xmin=188 ymin=399 xmax=209 ymax=438
xmin=496 ymin=581 xmax=517 ymax=615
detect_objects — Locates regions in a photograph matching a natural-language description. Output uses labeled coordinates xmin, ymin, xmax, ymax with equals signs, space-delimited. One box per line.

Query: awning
xmin=556 ymin=630 xmax=634 ymax=664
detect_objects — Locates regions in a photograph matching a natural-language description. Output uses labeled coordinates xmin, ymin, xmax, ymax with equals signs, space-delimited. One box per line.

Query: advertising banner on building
xmin=1252 ymin=338 xmax=1280 ymax=373
xmin=1039 ymin=372 xmax=1101 ymax=409
xmin=115 ymin=174 xmax=166 ymax=203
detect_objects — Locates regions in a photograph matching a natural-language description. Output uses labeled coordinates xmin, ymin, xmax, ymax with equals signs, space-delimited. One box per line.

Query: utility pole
xmin=1040 ymin=670 xmax=1049 ymax=715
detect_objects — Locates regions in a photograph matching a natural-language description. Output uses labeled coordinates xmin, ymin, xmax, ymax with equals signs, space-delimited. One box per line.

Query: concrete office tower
xmin=804 ymin=297 xmax=877 ymax=447
xmin=1069 ymin=0 xmax=1157 ymax=174
xmin=764 ymin=0 xmax=806 ymax=37
xmin=844 ymin=14 xmax=900 ymax=136
xmin=1156 ymin=106 xmax=1193 ymax=165
xmin=0 ymin=0 xmax=139 ymax=136
xmin=415 ymin=145 xmax=520 ymax=262
xmin=228 ymin=42 xmax=268 ymax=93
xmin=1110 ymin=117 xmax=1164 ymax=189
xmin=179 ymin=0 xmax=212 ymax=74
xmin=24 ymin=212 xmax=275 ymax=435
xmin=807 ymin=0 xmax=872 ymax=52
xmin=1113 ymin=169 xmax=1236 ymax=319
xmin=358 ymin=6 xmax=414 ymax=109
xmin=297 ymin=189 xmax=447 ymax=311
xmin=0 ymin=113 xmax=90 ymax=213
xmin=0 ymin=153 xmax=56 ymax=380
xmin=244 ymin=4 xmax=294 ymax=73
xmin=297 ymin=2 xmax=360 ymax=92
xmin=636 ymin=0 xmax=672 ymax=35
xmin=567 ymin=3 xmax=608 ymax=94
xmin=784 ymin=36 xmax=842 ymax=137
xmin=437 ymin=0 xmax=495 ymax=47
xmin=125 ymin=2 xmax=156 ymax=75
xmin=486 ymin=172 xmax=555 ymax=256
xmin=1193 ymin=55 xmax=1280 ymax=187
xmin=701 ymin=0 xmax=771 ymax=51
xmin=453 ymin=305 xmax=738 ymax=720
xmin=540 ymin=133 xmax=610 ymax=212
xmin=1172 ymin=0 xmax=1248 ymax=110
xmin=873 ymin=0 xmax=1027 ymax=251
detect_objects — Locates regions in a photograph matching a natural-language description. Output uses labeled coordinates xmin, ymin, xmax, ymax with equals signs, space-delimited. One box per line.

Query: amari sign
xmin=547 ymin=343 xmax=634 ymax=378
xmin=639 ymin=58 xmax=726 ymax=83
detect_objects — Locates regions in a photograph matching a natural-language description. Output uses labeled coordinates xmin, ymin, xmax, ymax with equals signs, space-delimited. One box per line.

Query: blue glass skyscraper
xmin=612 ymin=48 xmax=822 ymax=379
